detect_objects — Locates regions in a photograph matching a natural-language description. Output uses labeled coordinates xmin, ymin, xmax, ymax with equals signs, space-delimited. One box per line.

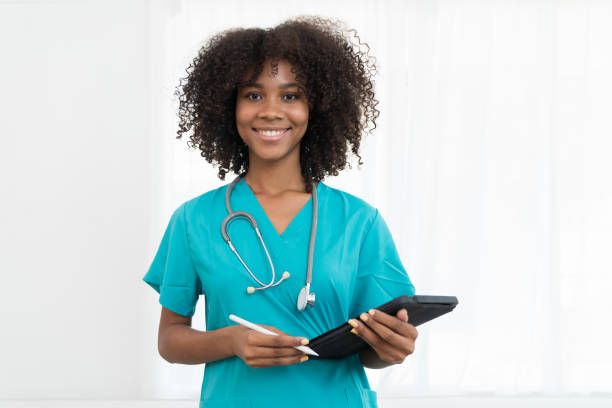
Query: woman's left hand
xmin=349 ymin=308 xmax=418 ymax=364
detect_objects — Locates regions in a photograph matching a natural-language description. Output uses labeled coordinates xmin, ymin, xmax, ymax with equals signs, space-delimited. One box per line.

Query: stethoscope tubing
xmin=221 ymin=175 xmax=317 ymax=302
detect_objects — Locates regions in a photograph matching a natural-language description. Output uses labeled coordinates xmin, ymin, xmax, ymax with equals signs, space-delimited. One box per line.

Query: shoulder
xmin=319 ymin=182 xmax=379 ymax=229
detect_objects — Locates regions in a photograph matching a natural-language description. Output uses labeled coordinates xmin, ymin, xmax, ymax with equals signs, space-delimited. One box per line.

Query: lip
xmin=252 ymin=127 xmax=291 ymax=142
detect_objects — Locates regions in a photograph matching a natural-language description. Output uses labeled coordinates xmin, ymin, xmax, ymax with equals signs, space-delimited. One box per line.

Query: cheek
xmin=235 ymin=110 xmax=245 ymax=126
xmin=235 ymin=102 xmax=251 ymax=126
xmin=234 ymin=107 xmax=251 ymax=142
xmin=290 ymin=106 xmax=309 ymax=126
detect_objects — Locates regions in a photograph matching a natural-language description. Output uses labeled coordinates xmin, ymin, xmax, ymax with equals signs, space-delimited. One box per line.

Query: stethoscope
xmin=220 ymin=175 xmax=317 ymax=311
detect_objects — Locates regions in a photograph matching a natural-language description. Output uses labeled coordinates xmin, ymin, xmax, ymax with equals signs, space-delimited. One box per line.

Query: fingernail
xmin=351 ymin=328 xmax=358 ymax=335
xmin=368 ymin=309 xmax=375 ymax=316
xmin=301 ymin=338 xmax=309 ymax=345
xmin=300 ymin=355 xmax=309 ymax=362
xmin=348 ymin=319 xmax=358 ymax=328
xmin=360 ymin=313 xmax=368 ymax=322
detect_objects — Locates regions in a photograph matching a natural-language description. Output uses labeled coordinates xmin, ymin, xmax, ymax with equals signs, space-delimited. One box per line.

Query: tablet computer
xmin=308 ymin=295 xmax=458 ymax=359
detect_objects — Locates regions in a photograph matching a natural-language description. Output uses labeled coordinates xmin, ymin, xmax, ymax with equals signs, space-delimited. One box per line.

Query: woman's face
xmin=235 ymin=59 xmax=309 ymax=164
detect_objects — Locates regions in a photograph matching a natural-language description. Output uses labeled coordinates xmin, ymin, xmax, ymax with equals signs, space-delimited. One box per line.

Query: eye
xmin=284 ymin=93 xmax=299 ymax=101
xmin=245 ymin=92 xmax=261 ymax=101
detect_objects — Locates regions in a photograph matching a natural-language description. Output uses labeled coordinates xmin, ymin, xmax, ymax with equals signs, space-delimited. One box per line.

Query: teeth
xmin=257 ymin=129 xmax=287 ymax=136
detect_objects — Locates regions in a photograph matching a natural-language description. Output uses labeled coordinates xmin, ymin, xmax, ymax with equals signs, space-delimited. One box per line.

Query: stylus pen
xmin=229 ymin=314 xmax=319 ymax=357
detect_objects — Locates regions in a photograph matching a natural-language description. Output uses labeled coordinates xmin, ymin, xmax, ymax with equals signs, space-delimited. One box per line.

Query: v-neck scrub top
xmin=143 ymin=178 xmax=415 ymax=408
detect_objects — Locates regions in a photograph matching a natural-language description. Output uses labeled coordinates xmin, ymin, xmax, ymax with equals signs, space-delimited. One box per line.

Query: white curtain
xmin=147 ymin=0 xmax=612 ymax=399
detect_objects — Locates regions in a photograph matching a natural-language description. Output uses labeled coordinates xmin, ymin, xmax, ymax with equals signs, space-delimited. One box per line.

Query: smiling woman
xmin=174 ymin=16 xmax=380 ymax=193
xmin=144 ymin=15 xmax=417 ymax=408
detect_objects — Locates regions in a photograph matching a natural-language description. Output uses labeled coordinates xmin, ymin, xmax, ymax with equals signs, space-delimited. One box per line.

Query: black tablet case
xmin=308 ymin=295 xmax=458 ymax=359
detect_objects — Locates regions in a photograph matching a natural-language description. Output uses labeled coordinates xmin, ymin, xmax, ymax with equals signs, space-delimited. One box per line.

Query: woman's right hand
xmin=230 ymin=324 xmax=310 ymax=368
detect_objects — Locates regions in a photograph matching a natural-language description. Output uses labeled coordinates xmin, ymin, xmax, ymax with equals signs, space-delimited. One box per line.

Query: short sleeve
xmin=350 ymin=210 xmax=415 ymax=317
xmin=143 ymin=203 xmax=203 ymax=317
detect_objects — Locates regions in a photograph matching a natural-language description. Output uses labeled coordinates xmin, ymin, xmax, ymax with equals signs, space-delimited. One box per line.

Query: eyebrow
xmin=241 ymin=82 xmax=301 ymax=90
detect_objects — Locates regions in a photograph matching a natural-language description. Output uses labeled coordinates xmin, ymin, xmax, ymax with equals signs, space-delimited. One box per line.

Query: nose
xmin=256 ymin=97 xmax=284 ymax=120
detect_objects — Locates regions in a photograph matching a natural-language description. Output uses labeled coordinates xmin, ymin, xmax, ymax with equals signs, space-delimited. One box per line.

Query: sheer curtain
xmin=146 ymin=0 xmax=612 ymax=399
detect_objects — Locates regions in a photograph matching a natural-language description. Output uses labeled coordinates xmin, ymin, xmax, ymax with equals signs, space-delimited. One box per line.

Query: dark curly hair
xmin=175 ymin=15 xmax=379 ymax=193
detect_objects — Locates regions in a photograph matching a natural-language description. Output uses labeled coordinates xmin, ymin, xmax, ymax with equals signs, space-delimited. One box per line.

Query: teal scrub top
xmin=143 ymin=178 xmax=415 ymax=408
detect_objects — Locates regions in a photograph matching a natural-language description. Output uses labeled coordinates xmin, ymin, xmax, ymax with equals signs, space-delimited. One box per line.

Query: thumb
xmin=396 ymin=308 xmax=409 ymax=322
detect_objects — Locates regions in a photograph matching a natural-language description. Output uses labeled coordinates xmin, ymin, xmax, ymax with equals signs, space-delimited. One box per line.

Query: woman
xmin=143 ymin=16 xmax=418 ymax=408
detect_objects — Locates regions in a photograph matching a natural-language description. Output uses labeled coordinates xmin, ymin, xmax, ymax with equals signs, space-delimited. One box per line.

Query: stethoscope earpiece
xmin=223 ymin=176 xmax=317 ymax=311
xmin=246 ymin=272 xmax=291 ymax=295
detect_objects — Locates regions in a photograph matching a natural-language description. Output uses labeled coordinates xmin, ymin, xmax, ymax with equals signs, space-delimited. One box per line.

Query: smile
xmin=252 ymin=128 xmax=291 ymax=142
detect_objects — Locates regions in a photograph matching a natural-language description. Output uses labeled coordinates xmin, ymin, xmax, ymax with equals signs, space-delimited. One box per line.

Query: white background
xmin=1 ymin=0 xmax=611 ymax=406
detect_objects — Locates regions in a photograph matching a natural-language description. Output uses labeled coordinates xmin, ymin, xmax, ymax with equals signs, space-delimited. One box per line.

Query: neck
xmin=244 ymin=149 xmax=308 ymax=195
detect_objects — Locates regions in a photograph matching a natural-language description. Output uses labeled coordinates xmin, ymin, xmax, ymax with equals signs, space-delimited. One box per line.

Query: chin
xmin=250 ymin=145 xmax=296 ymax=162
xmin=254 ymin=151 xmax=289 ymax=162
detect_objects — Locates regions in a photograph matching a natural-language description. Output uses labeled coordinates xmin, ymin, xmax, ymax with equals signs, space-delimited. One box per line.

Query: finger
xmin=394 ymin=310 xmax=418 ymax=339
xmin=247 ymin=332 xmax=308 ymax=348
xmin=259 ymin=325 xmax=289 ymax=336
xmin=396 ymin=308 xmax=408 ymax=322
xmin=365 ymin=309 xmax=417 ymax=340
xmin=258 ymin=325 xmax=311 ymax=346
xmin=247 ymin=354 xmax=309 ymax=368
xmin=357 ymin=313 xmax=408 ymax=348
xmin=247 ymin=345 xmax=304 ymax=359
xmin=349 ymin=319 xmax=397 ymax=360
xmin=350 ymin=318 xmax=413 ymax=363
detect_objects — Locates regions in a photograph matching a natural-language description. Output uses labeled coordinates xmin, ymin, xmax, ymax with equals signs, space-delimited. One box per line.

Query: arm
xmin=157 ymin=306 xmax=309 ymax=367
xmin=157 ymin=306 xmax=236 ymax=364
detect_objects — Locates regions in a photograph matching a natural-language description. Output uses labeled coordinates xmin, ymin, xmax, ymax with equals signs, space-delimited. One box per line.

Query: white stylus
xmin=229 ymin=314 xmax=319 ymax=357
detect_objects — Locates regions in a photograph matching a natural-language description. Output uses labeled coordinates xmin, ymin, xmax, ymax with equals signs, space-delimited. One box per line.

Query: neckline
xmin=236 ymin=177 xmax=323 ymax=241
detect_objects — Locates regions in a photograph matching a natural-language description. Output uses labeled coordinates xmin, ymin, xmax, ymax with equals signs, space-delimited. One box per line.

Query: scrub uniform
xmin=143 ymin=178 xmax=415 ymax=408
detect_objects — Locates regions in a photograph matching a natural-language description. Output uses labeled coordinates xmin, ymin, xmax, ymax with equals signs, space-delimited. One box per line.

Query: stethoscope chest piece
xmin=297 ymin=284 xmax=316 ymax=311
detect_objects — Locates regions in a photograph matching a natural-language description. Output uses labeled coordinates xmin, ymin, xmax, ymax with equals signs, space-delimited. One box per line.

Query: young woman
xmin=143 ymin=16 xmax=418 ymax=408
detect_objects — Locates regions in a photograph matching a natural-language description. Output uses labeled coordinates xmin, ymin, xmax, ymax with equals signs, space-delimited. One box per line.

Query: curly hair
xmin=175 ymin=15 xmax=379 ymax=193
